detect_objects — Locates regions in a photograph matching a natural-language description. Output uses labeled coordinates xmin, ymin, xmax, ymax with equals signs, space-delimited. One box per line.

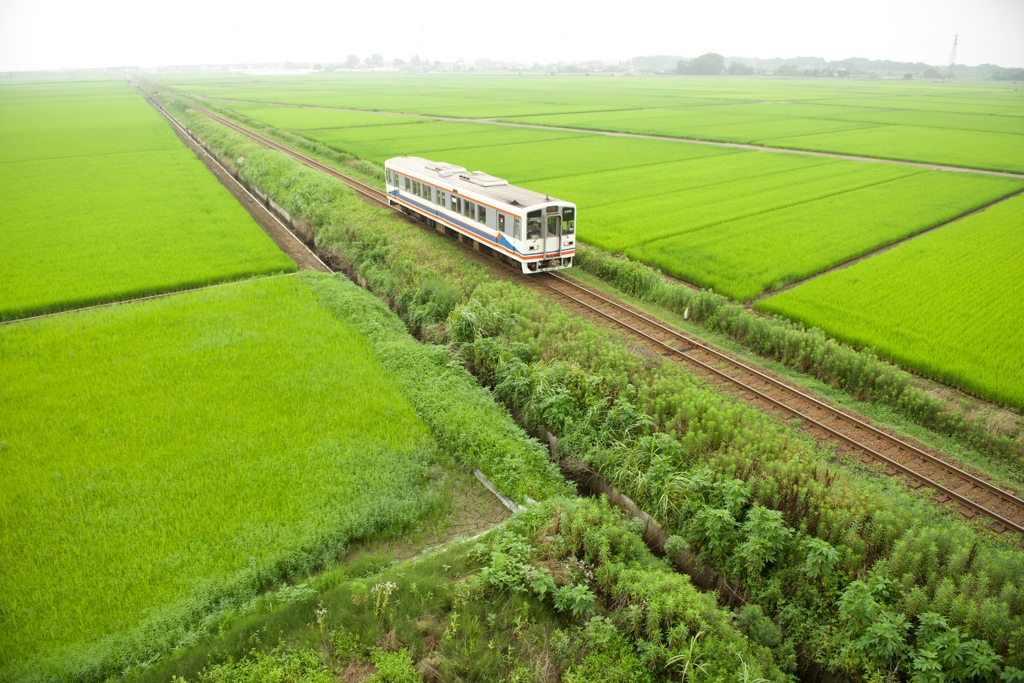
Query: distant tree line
xmin=669 ymin=53 xmax=1018 ymax=79
xmin=992 ymin=67 xmax=1024 ymax=81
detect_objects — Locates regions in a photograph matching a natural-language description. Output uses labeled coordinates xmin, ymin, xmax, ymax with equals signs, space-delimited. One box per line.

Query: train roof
xmin=386 ymin=156 xmax=567 ymax=210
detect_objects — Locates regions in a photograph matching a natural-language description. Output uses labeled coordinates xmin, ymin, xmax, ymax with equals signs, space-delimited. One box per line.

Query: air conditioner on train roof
xmin=461 ymin=171 xmax=509 ymax=187
xmin=424 ymin=162 xmax=466 ymax=177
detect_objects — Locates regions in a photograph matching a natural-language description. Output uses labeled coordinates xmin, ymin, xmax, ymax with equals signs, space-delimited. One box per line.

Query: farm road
xmin=194 ymin=96 xmax=1024 ymax=180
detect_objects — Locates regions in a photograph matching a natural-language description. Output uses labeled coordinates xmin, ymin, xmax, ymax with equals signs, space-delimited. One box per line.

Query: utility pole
xmin=946 ymin=33 xmax=958 ymax=80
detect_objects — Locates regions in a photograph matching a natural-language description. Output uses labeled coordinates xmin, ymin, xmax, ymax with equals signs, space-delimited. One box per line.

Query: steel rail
xmin=538 ymin=273 xmax=1024 ymax=536
xmin=145 ymin=84 xmax=393 ymax=207
xmin=194 ymin=105 xmax=391 ymax=207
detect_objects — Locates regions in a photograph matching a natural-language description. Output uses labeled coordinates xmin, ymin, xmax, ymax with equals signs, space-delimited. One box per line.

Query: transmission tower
xmin=946 ymin=33 xmax=958 ymax=80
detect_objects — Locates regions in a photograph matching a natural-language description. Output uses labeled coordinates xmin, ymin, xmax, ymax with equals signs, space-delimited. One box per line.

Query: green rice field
xmin=0 ymin=82 xmax=295 ymax=321
xmin=758 ymin=193 xmax=1024 ymax=409
xmin=625 ymin=169 xmax=1021 ymax=300
xmin=199 ymin=96 xmax=1024 ymax=300
xmin=0 ymin=274 xmax=435 ymax=679
xmin=172 ymin=74 xmax=1024 ymax=171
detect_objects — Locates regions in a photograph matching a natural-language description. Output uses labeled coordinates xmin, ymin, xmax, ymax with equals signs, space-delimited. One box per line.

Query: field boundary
xmin=757 ymin=185 xmax=1024 ymax=301
xmin=145 ymin=90 xmax=333 ymax=274
xmin=188 ymin=94 xmax=1024 ymax=179
xmin=0 ymin=272 xmax=302 ymax=327
xmin=627 ymin=166 xmax=928 ymax=253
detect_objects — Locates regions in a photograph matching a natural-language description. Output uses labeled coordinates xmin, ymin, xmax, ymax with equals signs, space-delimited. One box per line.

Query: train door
xmin=544 ymin=207 xmax=562 ymax=256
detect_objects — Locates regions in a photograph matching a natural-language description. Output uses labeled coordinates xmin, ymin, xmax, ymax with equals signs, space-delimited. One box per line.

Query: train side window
xmin=513 ymin=217 xmax=521 ymax=240
xmin=405 ymin=177 xmax=411 ymax=191
xmin=413 ymin=181 xmax=420 ymax=196
xmin=477 ymin=205 xmax=486 ymax=224
xmin=423 ymin=185 xmax=432 ymax=202
xmin=463 ymin=201 xmax=474 ymax=218
xmin=453 ymin=196 xmax=461 ymax=213
xmin=438 ymin=191 xmax=446 ymax=205
xmin=498 ymin=214 xmax=505 ymax=233
xmin=386 ymin=170 xmax=391 ymax=184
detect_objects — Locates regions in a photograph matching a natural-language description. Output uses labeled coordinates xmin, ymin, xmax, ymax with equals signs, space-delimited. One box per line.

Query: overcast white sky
xmin=1 ymin=0 xmax=1022 ymax=71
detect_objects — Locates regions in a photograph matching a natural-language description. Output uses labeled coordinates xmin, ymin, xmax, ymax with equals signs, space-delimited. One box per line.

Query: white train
xmin=384 ymin=156 xmax=575 ymax=273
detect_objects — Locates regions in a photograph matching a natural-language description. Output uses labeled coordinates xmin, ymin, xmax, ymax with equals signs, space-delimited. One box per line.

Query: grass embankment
xmin=759 ymin=193 xmax=1024 ymax=411
xmin=0 ymin=271 xmax=563 ymax=682
xmin=131 ymin=498 xmax=787 ymax=683
xmin=172 ymin=95 xmax=1024 ymax=683
xmin=0 ymin=82 xmax=294 ymax=321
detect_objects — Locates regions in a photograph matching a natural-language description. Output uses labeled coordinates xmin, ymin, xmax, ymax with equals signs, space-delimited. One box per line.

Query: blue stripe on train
xmin=390 ymin=190 xmax=564 ymax=258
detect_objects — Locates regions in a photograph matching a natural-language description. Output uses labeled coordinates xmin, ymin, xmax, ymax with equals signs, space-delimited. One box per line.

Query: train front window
xmin=562 ymin=207 xmax=576 ymax=235
xmin=527 ymin=210 xmax=542 ymax=240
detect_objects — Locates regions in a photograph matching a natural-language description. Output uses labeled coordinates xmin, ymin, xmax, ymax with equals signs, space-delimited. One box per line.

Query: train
xmin=384 ymin=156 xmax=575 ymax=273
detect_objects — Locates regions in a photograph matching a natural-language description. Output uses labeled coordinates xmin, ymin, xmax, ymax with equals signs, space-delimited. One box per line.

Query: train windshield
xmin=562 ymin=207 xmax=575 ymax=235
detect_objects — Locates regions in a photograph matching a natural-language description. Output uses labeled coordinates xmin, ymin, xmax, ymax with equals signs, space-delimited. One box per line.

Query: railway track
xmin=148 ymin=90 xmax=392 ymax=208
xmin=197 ymin=105 xmax=392 ymax=207
xmin=535 ymin=272 xmax=1024 ymax=538
xmin=155 ymin=86 xmax=1024 ymax=539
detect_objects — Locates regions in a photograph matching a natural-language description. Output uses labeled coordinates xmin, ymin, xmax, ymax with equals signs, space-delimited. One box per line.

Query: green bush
xmin=365 ymin=649 xmax=422 ymax=683
xmin=174 ymin=646 xmax=333 ymax=683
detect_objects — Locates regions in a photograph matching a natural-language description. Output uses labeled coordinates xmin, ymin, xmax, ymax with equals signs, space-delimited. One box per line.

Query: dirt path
xmin=193 ymin=95 xmax=1024 ymax=180
xmin=0 ymin=273 xmax=302 ymax=327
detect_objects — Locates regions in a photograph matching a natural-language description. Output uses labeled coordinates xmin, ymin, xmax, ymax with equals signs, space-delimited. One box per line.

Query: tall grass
xmin=576 ymin=244 xmax=1024 ymax=473
xmin=134 ymin=498 xmax=787 ymax=683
